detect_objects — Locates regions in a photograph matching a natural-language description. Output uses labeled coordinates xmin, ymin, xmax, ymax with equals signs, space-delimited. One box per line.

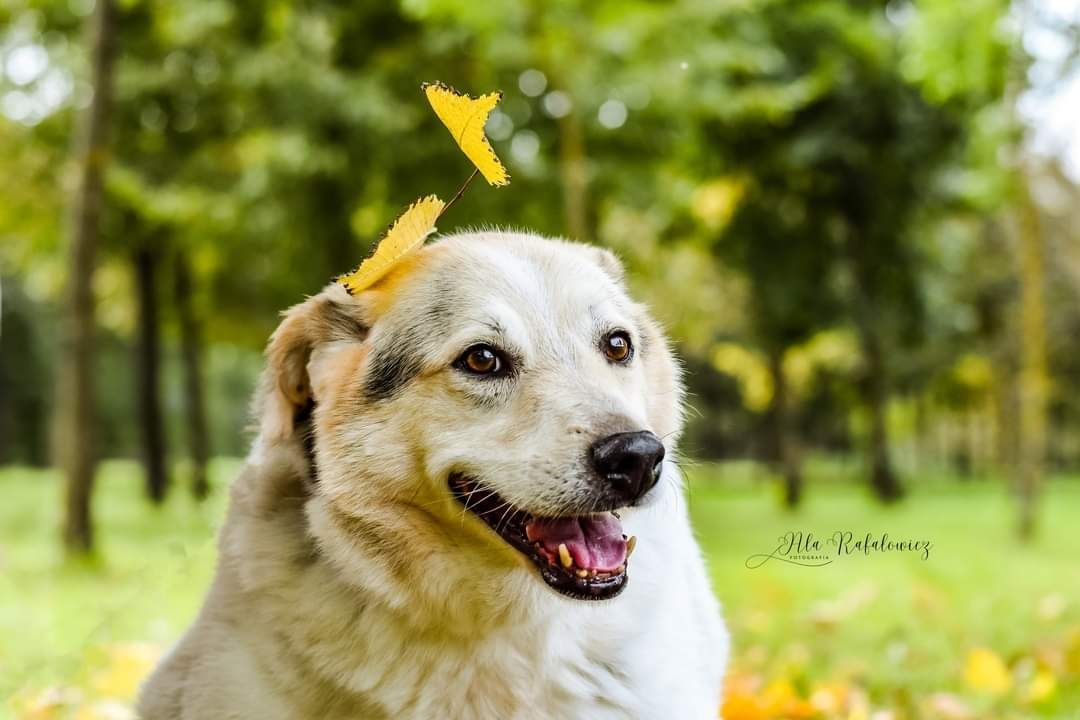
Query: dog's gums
xmin=448 ymin=474 xmax=631 ymax=601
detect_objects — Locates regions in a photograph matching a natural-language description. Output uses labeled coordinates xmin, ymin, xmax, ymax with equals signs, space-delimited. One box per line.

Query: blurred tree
xmin=0 ymin=0 xmax=1066 ymax=544
xmin=716 ymin=197 xmax=841 ymax=507
xmin=174 ymin=249 xmax=209 ymax=500
xmin=0 ymin=278 xmax=53 ymax=466
xmin=1014 ymin=171 xmax=1047 ymax=539
xmin=132 ymin=237 xmax=168 ymax=503
xmin=682 ymin=0 xmax=1017 ymax=502
xmin=61 ymin=0 xmax=116 ymax=553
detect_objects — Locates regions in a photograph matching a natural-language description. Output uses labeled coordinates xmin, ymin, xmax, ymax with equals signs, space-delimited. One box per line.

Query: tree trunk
xmin=557 ymin=108 xmax=589 ymax=241
xmin=767 ymin=347 xmax=803 ymax=508
xmin=175 ymin=250 xmax=210 ymax=501
xmin=843 ymin=223 xmax=904 ymax=504
xmin=861 ymin=321 xmax=904 ymax=502
xmin=61 ymin=0 xmax=117 ymax=554
xmin=1014 ymin=172 xmax=1047 ymax=540
xmin=134 ymin=244 xmax=168 ymax=504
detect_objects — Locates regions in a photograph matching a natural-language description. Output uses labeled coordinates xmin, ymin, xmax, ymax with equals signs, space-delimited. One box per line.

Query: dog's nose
xmin=590 ymin=431 xmax=666 ymax=502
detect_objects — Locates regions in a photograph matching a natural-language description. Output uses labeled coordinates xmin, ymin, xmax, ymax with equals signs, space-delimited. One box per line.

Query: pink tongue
xmin=525 ymin=514 xmax=627 ymax=571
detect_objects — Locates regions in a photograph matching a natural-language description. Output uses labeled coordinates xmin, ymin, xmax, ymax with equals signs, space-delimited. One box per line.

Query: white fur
xmin=138 ymin=232 xmax=727 ymax=719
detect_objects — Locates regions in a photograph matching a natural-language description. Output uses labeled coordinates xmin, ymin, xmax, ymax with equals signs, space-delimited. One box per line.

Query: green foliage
xmin=1 ymin=0 xmax=1075 ymax=477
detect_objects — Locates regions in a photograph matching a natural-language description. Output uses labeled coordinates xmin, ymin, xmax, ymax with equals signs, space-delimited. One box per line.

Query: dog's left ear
xmin=260 ymin=284 xmax=369 ymax=442
xmin=586 ymin=246 xmax=626 ymax=284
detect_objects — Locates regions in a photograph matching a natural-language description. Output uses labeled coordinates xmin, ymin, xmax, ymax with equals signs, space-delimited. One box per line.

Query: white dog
xmin=138 ymin=231 xmax=727 ymax=719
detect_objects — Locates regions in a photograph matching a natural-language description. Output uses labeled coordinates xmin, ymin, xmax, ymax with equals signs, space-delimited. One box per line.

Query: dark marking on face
xmin=364 ymin=338 xmax=425 ymax=401
xmin=362 ymin=282 xmax=461 ymax=401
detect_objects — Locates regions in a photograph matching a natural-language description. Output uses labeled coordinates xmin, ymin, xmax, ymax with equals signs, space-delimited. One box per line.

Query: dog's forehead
xmin=388 ymin=233 xmax=630 ymax=327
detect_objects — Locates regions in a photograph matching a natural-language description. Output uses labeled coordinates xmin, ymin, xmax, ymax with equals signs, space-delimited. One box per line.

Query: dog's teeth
xmin=575 ymin=569 xmax=589 ymax=578
xmin=596 ymin=572 xmax=610 ymax=579
xmin=558 ymin=543 xmax=573 ymax=569
xmin=614 ymin=564 xmax=625 ymax=574
xmin=589 ymin=569 xmax=598 ymax=578
xmin=626 ymin=535 xmax=637 ymax=558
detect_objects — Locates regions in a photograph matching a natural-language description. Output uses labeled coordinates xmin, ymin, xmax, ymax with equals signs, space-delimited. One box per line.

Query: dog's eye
xmin=456 ymin=344 xmax=507 ymax=377
xmin=602 ymin=331 xmax=633 ymax=364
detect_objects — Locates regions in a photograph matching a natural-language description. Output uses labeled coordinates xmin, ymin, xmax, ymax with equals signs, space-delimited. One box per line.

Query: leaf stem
xmin=440 ymin=168 xmax=480 ymax=219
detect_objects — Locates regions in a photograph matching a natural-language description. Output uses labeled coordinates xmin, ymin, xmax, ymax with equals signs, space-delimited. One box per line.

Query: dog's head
xmin=258 ymin=232 xmax=683 ymax=617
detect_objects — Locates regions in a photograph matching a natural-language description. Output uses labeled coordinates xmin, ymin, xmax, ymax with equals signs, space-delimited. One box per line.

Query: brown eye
xmin=602 ymin=331 xmax=633 ymax=364
xmin=456 ymin=345 xmax=505 ymax=376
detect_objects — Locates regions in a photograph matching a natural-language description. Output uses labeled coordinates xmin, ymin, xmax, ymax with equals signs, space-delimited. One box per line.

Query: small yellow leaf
xmin=338 ymin=195 xmax=445 ymax=294
xmin=963 ymin=647 xmax=1012 ymax=696
xmin=1024 ymin=670 xmax=1057 ymax=704
xmin=423 ymin=81 xmax=510 ymax=186
xmin=720 ymin=673 xmax=766 ymax=720
xmin=719 ymin=692 xmax=765 ymax=720
xmin=758 ymin=679 xmax=815 ymax=719
xmin=92 ymin=643 xmax=161 ymax=701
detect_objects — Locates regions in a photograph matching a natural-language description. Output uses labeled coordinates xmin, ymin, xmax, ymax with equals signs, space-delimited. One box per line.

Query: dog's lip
xmin=447 ymin=473 xmax=630 ymax=601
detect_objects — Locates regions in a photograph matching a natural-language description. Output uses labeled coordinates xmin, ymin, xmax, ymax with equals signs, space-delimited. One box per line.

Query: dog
xmin=137 ymin=231 xmax=727 ymax=719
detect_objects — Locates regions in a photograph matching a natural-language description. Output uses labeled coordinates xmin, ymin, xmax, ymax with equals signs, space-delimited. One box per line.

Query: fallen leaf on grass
xmin=760 ymin=679 xmax=817 ymax=719
xmin=92 ymin=643 xmax=161 ymax=701
xmin=721 ymin=673 xmax=766 ymax=720
xmin=963 ymin=647 xmax=1012 ymax=696
xmin=1023 ymin=669 xmax=1057 ymax=704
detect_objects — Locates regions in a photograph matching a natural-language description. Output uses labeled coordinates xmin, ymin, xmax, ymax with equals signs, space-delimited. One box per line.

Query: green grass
xmin=689 ymin=464 xmax=1080 ymax=718
xmin=2 ymin=460 xmax=1079 ymax=719
xmin=1 ymin=461 xmax=236 ymax=717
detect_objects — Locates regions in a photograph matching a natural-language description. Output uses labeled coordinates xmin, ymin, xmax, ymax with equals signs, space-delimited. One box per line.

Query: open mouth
xmin=449 ymin=474 xmax=633 ymax=601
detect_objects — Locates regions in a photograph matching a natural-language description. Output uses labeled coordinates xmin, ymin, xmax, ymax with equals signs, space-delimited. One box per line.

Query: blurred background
xmin=2 ymin=0 xmax=1079 ymax=718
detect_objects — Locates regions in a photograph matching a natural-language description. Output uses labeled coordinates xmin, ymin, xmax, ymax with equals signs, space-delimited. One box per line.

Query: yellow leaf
xmin=338 ymin=195 xmax=445 ymax=294
xmin=92 ymin=643 xmax=161 ymax=701
xmin=963 ymin=647 xmax=1012 ymax=696
xmin=720 ymin=673 xmax=766 ymax=720
xmin=1024 ymin=670 xmax=1056 ymax=704
xmin=760 ymin=679 xmax=815 ymax=719
xmin=720 ymin=692 xmax=766 ymax=720
xmin=423 ymin=81 xmax=510 ymax=186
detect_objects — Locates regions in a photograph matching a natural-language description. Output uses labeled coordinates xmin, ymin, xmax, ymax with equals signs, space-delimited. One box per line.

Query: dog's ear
xmin=260 ymin=285 xmax=369 ymax=441
xmin=587 ymin=245 xmax=626 ymax=284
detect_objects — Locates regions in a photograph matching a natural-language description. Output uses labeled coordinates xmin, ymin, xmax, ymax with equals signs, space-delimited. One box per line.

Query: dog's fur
xmin=138 ymin=232 xmax=727 ymax=719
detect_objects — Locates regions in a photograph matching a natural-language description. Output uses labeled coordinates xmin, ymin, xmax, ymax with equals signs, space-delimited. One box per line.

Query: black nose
xmin=590 ymin=431 xmax=666 ymax=502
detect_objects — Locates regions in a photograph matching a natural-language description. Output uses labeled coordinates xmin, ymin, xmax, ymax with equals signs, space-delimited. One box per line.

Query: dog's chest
xmin=361 ymin=618 xmax=657 ymax=720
